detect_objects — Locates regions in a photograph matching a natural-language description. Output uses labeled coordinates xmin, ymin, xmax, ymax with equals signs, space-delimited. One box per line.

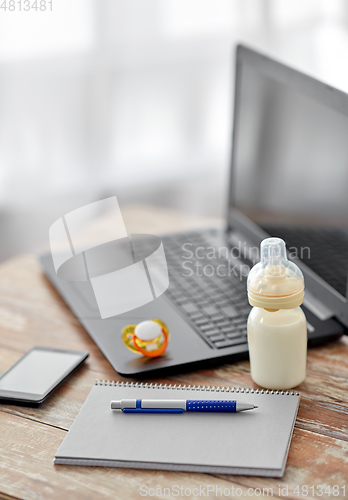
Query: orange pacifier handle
xmin=121 ymin=319 xmax=170 ymax=358
xmin=133 ymin=327 xmax=169 ymax=358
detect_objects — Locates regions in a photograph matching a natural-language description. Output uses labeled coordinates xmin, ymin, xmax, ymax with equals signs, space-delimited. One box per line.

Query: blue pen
xmin=111 ymin=399 xmax=257 ymax=413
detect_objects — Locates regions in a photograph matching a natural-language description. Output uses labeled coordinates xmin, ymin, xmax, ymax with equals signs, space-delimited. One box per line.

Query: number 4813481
xmin=293 ymin=485 xmax=345 ymax=497
xmin=0 ymin=0 xmax=53 ymax=11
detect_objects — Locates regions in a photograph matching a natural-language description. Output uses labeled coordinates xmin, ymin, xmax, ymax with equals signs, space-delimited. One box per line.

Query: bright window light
xmin=159 ymin=0 xmax=235 ymax=38
xmin=0 ymin=0 xmax=94 ymax=60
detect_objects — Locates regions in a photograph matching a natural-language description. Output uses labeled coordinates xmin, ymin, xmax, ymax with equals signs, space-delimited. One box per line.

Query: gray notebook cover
xmin=55 ymin=381 xmax=300 ymax=477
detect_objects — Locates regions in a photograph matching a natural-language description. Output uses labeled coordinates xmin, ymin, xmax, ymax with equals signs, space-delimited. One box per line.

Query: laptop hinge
xmin=303 ymin=289 xmax=334 ymax=321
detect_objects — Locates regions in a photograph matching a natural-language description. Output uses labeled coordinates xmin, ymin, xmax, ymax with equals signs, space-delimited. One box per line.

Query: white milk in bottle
xmin=247 ymin=238 xmax=307 ymax=390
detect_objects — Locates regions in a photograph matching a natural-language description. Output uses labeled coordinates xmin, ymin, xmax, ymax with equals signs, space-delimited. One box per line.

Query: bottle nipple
xmin=247 ymin=238 xmax=304 ymax=309
xmin=261 ymin=238 xmax=287 ymax=281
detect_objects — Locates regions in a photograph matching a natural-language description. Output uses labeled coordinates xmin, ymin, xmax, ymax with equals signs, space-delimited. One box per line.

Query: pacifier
xmin=122 ymin=319 xmax=170 ymax=358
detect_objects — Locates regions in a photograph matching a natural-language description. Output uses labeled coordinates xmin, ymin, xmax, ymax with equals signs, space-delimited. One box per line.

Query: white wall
xmin=0 ymin=0 xmax=347 ymax=259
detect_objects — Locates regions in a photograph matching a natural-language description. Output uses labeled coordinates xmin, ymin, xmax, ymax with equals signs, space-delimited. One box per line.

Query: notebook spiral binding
xmin=95 ymin=380 xmax=299 ymax=396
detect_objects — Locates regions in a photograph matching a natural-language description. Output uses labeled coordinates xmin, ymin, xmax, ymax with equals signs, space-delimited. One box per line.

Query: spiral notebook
xmin=54 ymin=381 xmax=300 ymax=477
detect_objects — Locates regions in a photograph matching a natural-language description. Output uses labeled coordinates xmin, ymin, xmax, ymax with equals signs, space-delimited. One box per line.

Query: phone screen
xmin=0 ymin=347 xmax=87 ymax=401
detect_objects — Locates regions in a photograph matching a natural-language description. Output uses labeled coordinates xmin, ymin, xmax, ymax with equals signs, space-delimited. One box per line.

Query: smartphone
xmin=0 ymin=346 xmax=89 ymax=407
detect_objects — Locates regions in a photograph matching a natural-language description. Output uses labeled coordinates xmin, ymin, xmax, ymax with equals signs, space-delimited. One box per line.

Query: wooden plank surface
xmin=0 ymin=205 xmax=347 ymax=500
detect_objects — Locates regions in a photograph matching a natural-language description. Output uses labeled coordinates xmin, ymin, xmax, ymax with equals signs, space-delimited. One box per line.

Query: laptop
xmin=40 ymin=45 xmax=347 ymax=377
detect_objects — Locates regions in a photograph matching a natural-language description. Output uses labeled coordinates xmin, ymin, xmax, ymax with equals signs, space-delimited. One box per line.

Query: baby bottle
xmin=247 ymin=237 xmax=307 ymax=390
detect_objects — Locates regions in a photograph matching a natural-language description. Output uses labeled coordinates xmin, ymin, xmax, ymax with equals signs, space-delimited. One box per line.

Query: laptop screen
xmin=232 ymin=52 xmax=348 ymax=298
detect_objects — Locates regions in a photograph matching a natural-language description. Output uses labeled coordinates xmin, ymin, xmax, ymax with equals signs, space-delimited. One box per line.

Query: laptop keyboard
xmin=262 ymin=225 xmax=348 ymax=298
xmin=161 ymin=232 xmax=251 ymax=349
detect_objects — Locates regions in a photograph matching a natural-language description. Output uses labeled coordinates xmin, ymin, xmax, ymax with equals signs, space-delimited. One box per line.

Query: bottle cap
xmin=247 ymin=237 xmax=304 ymax=309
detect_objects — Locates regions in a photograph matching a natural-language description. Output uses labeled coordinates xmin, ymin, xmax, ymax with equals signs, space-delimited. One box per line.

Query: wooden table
xmin=0 ymin=206 xmax=347 ymax=500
